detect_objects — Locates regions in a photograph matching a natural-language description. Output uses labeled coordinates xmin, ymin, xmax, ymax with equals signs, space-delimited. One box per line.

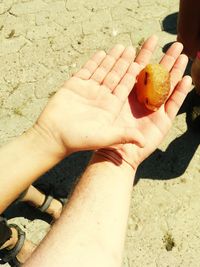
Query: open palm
xmin=105 ymin=40 xmax=192 ymax=169
xmin=37 ymin=42 xmax=156 ymax=154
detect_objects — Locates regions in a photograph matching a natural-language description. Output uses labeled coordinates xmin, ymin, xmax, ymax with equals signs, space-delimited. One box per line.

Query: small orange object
xmin=136 ymin=64 xmax=170 ymax=111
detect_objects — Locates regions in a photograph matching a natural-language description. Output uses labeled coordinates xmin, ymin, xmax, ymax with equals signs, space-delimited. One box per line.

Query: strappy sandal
xmin=39 ymin=195 xmax=67 ymax=213
xmin=38 ymin=195 xmax=67 ymax=222
xmin=14 ymin=187 xmax=67 ymax=220
xmin=0 ymin=224 xmax=25 ymax=267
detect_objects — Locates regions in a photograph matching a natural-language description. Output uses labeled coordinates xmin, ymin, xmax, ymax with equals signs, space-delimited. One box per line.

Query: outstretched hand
xmin=103 ymin=40 xmax=192 ymax=169
xmin=35 ymin=40 xmax=160 ymax=155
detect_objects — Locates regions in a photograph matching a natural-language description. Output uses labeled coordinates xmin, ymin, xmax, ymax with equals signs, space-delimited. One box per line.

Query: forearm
xmin=0 ymin=126 xmax=66 ymax=213
xmin=24 ymin=152 xmax=136 ymax=267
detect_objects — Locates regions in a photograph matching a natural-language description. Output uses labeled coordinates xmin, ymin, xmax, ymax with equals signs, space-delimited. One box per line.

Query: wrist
xmin=94 ymin=148 xmax=137 ymax=176
xmin=30 ymin=123 xmax=69 ymax=161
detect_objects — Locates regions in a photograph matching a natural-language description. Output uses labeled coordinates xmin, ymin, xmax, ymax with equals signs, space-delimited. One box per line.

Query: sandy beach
xmin=0 ymin=0 xmax=200 ymax=266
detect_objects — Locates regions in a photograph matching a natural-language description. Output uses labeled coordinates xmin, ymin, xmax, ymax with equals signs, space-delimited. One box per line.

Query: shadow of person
xmin=4 ymin=151 xmax=93 ymax=222
xmin=135 ymin=82 xmax=200 ymax=183
xmin=135 ymin=128 xmax=199 ymax=183
xmin=161 ymin=12 xmax=178 ymax=53
xmin=162 ymin=12 xmax=178 ymax=35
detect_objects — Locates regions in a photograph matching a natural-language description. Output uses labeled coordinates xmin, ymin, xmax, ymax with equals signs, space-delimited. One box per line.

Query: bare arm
xmin=0 ymin=126 xmax=64 ymax=213
xmin=24 ymin=153 xmax=134 ymax=267
xmin=0 ymin=42 xmax=150 ymax=213
xmin=24 ymin=42 xmax=192 ymax=267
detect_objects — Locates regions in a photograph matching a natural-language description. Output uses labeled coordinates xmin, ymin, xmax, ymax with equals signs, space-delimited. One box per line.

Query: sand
xmin=0 ymin=0 xmax=199 ymax=266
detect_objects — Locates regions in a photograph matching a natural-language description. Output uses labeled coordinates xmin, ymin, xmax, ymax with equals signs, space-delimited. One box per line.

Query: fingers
xmin=135 ymin=35 xmax=158 ymax=68
xmin=165 ymin=76 xmax=192 ymax=120
xmin=113 ymin=35 xmax=158 ymax=101
xmin=91 ymin=44 xmax=125 ymax=83
xmin=159 ymin=42 xmax=183 ymax=71
xmin=169 ymin=54 xmax=188 ymax=92
xmin=113 ymin=62 xmax=140 ymax=101
xmin=102 ymin=46 xmax=136 ymax=91
xmin=74 ymin=50 xmax=106 ymax=79
xmin=160 ymin=42 xmax=188 ymax=95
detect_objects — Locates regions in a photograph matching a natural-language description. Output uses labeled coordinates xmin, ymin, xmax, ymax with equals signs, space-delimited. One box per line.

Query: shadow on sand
xmin=4 ymin=11 xmax=200 ymax=221
xmin=162 ymin=12 xmax=178 ymax=35
xmin=4 ymin=151 xmax=92 ymax=222
xmin=134 ymin=12 xmax=198 ymax=183
xmin=136 ymin=128 xmax=199 ymax=183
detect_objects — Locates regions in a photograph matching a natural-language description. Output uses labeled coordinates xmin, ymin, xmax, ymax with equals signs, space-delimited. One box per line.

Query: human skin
xmin=21 ymin=185 xmax=63 ymax=220
xmin=1 ymin=40 xmax=159 ymax=264
xmin=0 ymin=226 xmax=36 ymax=263
xmin=0 ymin=40 xmax=153 ymax=214
xmin=24 ymin=40 xmax=191 ymax=267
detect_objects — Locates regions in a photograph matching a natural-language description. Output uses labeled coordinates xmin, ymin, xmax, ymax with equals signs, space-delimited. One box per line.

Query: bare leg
xmin=21 ymin=185 xmax=63 ymax=220
xmin=177 ymin=0 xmax=200 ymax=60
xmin=177 ymin=0 xmax=200 ymax=129
xmin=0 ymin=226 xmax=36 ymax=264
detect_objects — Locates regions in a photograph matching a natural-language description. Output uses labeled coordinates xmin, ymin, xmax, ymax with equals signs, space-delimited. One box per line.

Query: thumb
xmin=105 ymin=126 xmax=145 ymax=147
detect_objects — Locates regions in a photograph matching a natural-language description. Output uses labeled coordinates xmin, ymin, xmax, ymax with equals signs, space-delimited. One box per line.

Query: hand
xmin=34 ymin=42 xmax=156 ymax=156
xmin=97 ymin=40 xmax=192 ymax=170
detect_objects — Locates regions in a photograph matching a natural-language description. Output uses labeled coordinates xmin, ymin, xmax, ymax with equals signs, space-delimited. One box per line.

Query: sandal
xmin=39 ymin=195 xmax=67 ymax=212
xmin=13 ymin=186 xmax=67 ymax=220
xmin=38 ymin=195 xmax=67 ymax=221
xmin=0 ymin=224 xmax=25 ymax=267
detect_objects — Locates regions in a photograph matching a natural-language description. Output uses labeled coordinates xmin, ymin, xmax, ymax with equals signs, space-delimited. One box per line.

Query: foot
xmin=16 ymin=238 xmax=36 ymax=263
xmin=20 ymin=186 xmax=65 ymax=221
xmin=0 ymin=225 xmax=36 ymax=265
xmin=45 ymin=198 xmax=63 ymax=220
